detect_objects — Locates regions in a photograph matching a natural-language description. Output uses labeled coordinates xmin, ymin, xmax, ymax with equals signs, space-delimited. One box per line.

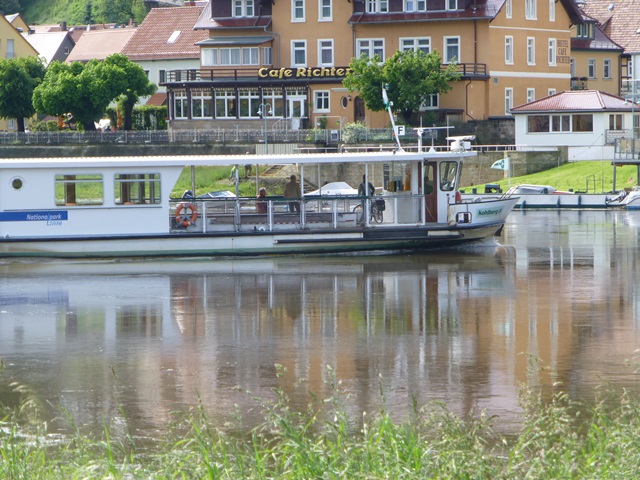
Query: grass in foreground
xmin=467 ymin=161 xmax=639 ymax=194
xmin=3 ymin=365 xmax=640 ymax=479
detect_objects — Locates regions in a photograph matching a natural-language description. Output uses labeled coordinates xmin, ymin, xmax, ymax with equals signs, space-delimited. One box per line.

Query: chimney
xmin=60 ymin=21 xmax=67 ymax=31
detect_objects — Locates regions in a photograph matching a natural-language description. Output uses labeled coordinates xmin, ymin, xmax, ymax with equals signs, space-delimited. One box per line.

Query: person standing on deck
xmin=284 ymin=175 xmax=301 ymax=213
xmin=256 ymin=187 xmax=268 ymax=213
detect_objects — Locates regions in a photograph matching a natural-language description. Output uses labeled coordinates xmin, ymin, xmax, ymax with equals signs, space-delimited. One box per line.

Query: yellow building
xmin=0 ymin=14 xmax=40 ymax=132
xmin=164 ymin=0 xmax=584 ymax=130
xmin=569 ymin=11 xmax=622 ymax=96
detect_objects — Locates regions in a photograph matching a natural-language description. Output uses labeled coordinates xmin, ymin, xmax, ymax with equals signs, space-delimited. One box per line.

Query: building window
xmin=262 ymin=89 xmax=285 ymax=117
xmin=505 ymin=88 xmax=513 ymax=116
xmin=239 ymin=90 xmax=261 ymax=118
xmin=202 ymin=48 xmax=218 ymax=66
xmin=525 ymin=0 xmax=536 ymax=19
xmin=233 ymin=0 xmax=254 ymax=17
xmin=604 ymin=58 xmax=612 ymax=79
xmin=215 ymin=90 xmax=237 ymax=118
xmin=357 ymin=39 xmax=385 ymax=61
xmin=588 ymin=58 xmax=596 ymax=79
xmin=548 ymin=88 xmax=556 ymax=96
xmin=505 ymin=36 xmax=513 ymax=65
xmin=573 ymin=114 xmax=593 ymax=132
xmin=405 ymin=0 xmax=426 ymax=11
xmin=159 ymin=70 xmax=166 ymax=83
xmin=262 ymin=47 xmax=273 ymax=65
xmin=314 ymin=91 xmax=330 ymax=112
xmin=191 ymin=90 xmax=213 ymax=118
xmin=609 ymin=114 xmax=623 ymax=130
xmin=242 ymin=47 xmax=259 ymax=65
xmin=174 ymin=91 xmax=188 ymax=118
xmin=444 ymin=36 xmax=460 ymax=63
xmin=551 ymin=114 xmax=571 ymax=132
xmin=400 ymin=37 xmax=430 ymax=53
xmin=549 ymin=0 xmax=555 ymax=21
xmin=527 ymin=88 xmax=535 ymax=103
xmin=527 ymin=38 xmax=535 ymax=65
xmin=292 ymin=0 xmax=305 ymax=21
xmin=6 ymin=39 xmax=14 ymax=59
xmin=221 ymin=48 xmax=241 ymax=65
xmin=506 ymin=0 xmax=512 ymax=18
xmin=528 ymin=114 xmax=593 ymax=133
xmin=318 ymin=39 xmax=334 ymax=66
xmin=114 ymin=174 xmax=160 ymax=205
xmin=319 ymin=0 xmax=332 ymax=20
xmin=367 ymin=0 xmax=388 ymax=13
xmin=55 ymin=174 xmax=103 ymax=206
xmin=446 ymin=0 xmax=458 ymax=10
xmin=291 ymin=40 xmax=307 ymax=66
xmin=422 ymin=94 xmax=439 ymax=109
xmin=548 ymin=38 xmax=556 ymax=66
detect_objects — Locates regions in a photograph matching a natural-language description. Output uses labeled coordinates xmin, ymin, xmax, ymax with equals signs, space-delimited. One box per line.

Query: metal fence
xmin=1 ymin=128 xmax=411 ymax=146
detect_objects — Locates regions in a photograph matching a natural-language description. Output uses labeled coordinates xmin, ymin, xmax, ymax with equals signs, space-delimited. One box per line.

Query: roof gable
xmin=580 ymin=0 xmax=640 ymax=52
xmin=122 ymin=6 xmax=209 ymax=60
xmin=66 ymin=28 xmax=137 ymax=63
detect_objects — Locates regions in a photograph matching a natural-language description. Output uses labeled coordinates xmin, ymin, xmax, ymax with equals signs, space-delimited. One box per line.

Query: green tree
xmin=0 ymin=0 xmax=21 ymax=14
xmin=92 ymin=0 xmax=147 ymax=24
xmin=343 ymin=50 xmax=460 ymax=124
xmin=0 ymin=56 xmax=45 ymax=132
xmin=33 ymin=59 xmax=126 ymax=131
xmin=33 ymin=54 xmax=156 ymax=131
xmin=105 ymin=54 xmax=157 ymax=130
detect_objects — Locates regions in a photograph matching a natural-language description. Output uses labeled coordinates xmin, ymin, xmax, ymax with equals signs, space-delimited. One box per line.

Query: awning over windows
xmin=197 ymin=36 xmax=273 ymax=46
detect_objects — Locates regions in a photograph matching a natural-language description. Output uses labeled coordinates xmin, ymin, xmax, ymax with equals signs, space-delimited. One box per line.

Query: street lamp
xmin=257 ymin=103 xmax=272 ymax=154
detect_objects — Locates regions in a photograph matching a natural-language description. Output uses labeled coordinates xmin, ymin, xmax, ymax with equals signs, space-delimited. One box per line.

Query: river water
xmin=1 ymin=210 xmax=640 ymax=438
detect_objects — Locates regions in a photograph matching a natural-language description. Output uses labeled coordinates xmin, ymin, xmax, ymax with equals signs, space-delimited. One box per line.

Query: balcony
xmin=571 ymin=77 xmax=588 ymax=90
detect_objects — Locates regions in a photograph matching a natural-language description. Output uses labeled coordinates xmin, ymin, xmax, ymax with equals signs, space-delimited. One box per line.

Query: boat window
xmin=11 ymin=177 xmax=23 ymax=190
xmin=55 ymin=174 xmax=103 ymax=206
xmin=114 ymin=173 xmax=161 ymax=205
xmin=440 ymin=161 xmax=457 ymax=191
xmin=384 ymin=162 xmax=411 ymax=192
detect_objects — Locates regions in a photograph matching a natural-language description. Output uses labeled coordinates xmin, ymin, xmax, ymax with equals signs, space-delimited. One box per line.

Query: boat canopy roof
xmin=0 ymin=150 xmax=476 ymax=170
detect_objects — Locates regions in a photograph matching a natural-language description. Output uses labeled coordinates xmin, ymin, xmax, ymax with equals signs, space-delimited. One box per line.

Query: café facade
xmin=161 ymin=0 xmax=583 ymax=132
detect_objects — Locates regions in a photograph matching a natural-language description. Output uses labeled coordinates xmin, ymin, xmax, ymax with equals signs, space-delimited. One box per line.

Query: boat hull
xmin=0 ymin=223 xmax=504 ymax=258
xmin=461 ymin=193 xmax=615 ymax=209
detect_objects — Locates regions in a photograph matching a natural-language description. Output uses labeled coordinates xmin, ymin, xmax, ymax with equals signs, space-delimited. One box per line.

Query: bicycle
xmin=353 ymin=198 xmax=384 ymax=224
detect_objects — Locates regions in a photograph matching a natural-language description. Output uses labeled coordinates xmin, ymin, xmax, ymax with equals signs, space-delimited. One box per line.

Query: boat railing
xmin=169 ymin=194 xmax=427 ymax=232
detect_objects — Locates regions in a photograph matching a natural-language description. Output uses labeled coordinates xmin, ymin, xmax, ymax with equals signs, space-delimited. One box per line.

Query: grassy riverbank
xmin=3 ymin=366 xmax=640 ymax=479
xmin=467 ymin=161 xmax=639 ymax=193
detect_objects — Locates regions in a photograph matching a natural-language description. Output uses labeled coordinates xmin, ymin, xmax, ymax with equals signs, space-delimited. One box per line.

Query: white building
xmin=511 ymin=90 xmax=637 ymax=161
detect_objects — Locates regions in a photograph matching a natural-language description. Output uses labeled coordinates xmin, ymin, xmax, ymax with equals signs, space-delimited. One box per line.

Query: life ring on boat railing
xmin=175 ymin=202 xmax=198 ymax=227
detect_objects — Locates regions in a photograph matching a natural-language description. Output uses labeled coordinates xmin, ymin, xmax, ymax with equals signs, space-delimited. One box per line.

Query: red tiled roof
xmin=580 ymin=0 xmax=640 ymax=53
xmin=121 ymin=6 xmax=208 ymax=60
xmin=66 ymin=28 xmax=137 ymax=62
xmin=511 ymin=90 xmax=637 ymax=113
xmin=146 ymin=92 xmax=167 ymax=106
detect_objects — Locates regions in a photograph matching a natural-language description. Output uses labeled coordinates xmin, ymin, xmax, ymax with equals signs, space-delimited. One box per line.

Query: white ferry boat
xmin=0 ymin=143 xmax=518 ymax=258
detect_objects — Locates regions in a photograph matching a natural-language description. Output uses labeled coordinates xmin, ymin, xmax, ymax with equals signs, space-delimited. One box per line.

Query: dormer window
xmin=366 ymin=0 xmax=388 ymax=13
xmin=577 ymin=23 xmax=592 ymax=39
xmin=233 ymin=0 xmax=255 ymax=17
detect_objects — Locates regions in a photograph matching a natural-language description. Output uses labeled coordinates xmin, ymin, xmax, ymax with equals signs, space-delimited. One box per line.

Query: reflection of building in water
xmin=3 ymin=221 xmax=640 ymax=437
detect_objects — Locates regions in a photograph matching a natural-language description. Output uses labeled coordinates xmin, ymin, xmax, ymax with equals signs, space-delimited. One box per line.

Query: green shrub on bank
xmin=3 ymin=364 xmax=640 ymax=478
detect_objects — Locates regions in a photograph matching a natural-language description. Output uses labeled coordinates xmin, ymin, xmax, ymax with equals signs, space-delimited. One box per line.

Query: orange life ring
xmin=175 ymin=202 xmax=197 ymax=227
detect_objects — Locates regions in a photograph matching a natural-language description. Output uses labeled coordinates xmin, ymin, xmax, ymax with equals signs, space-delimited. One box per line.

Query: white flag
xmin=491 ymin=157 xmax=510 ymax=171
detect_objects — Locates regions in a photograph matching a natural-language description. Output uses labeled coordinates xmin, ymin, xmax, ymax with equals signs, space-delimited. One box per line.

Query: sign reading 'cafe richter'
xmin=257 ymin=66 xmax=353 ymax=79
